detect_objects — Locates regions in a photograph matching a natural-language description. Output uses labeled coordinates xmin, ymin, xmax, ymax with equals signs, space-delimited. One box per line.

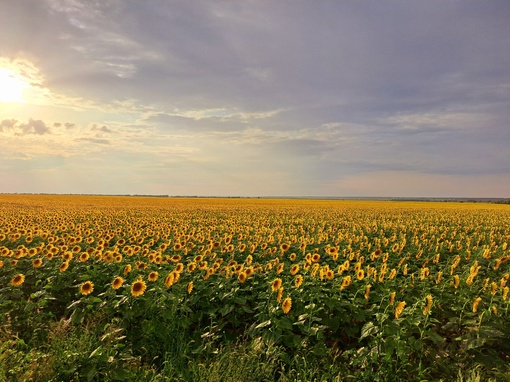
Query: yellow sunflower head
xmin=148 ymin=271 xmax=159 ymax=282
xmin=11 ymin=273 xmax=25 ymax=287
xmin=112 ymin=276 xmax=124 ymax=290
xmin=294 ymin=274 xmax=304 ymax=288
xmin=80 ymin=281 xmax=94 ymax=296
xmin=131 ymin=279 xmax=147 ymax=297
xmin=271 ymin=278 xmax=282 ymax=292
xmin=282 ymin=297 xmax=292 ymax=314
xmin=238 ymin=271 xmax=247 ymax=283
xmin=59 ymin=261 xmax=69 ymax=272
xmin=32 ymin=258 xmax=43 ymax=268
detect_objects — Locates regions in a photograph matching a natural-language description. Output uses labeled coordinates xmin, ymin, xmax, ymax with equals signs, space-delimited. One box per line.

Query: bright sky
xmin=1 ymin=1 xmax=509 ymax=197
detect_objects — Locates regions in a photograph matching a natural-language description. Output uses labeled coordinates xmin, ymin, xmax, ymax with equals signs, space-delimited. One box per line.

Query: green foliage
xmin=1 ymin=196 xmax=510 ymax=380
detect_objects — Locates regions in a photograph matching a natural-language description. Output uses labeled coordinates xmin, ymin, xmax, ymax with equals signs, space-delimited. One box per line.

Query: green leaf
xmin=275 ymin=317 xmax=293 ymax=331
xmin=467 ymin=337 xmax=486 ymax=350
xmin=425 ymin=330 xmax=445 ymax=344
xmin=220 ymin=304 xmax=234 ymax=316
xmin=255 ymin=319 xmax=272 ymax=329
xmin=360 ymin=321 xmax=378 ymax=340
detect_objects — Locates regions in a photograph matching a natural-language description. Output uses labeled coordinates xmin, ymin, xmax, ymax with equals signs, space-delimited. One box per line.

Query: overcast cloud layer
xmin=0 ymin=0 xmax=509 ymax=197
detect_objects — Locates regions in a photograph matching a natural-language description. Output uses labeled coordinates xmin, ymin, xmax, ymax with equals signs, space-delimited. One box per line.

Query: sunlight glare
xmin=0 ymin=67 xmax=29 ymax=102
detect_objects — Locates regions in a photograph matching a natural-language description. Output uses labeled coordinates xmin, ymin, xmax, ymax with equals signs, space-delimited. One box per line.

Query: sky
xmin=0 ymin=0 xmax=509 ymax=198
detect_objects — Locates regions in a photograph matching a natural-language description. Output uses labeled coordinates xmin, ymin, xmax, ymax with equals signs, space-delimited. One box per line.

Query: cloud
xmin=1 ymin=1 xmax=509 ymax=196
xmin=1 ymin=119 xmax=17 ymax=130
xmin=91 ymin=124 xmax=112 ymax=133
xmin=7 ymin=119 xmax=49 ymax=135
xmin=76 ymin=137 xmax=110 ymax=145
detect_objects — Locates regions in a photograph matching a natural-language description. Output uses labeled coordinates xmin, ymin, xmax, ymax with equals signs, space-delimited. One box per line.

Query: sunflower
xmin=111 ymin=276 xmax=124 ymax=290
xmin=435 ymin=271 xmax=443 ymax=285
xmin=148 ymin=271 xmax=159 ymax=282
xmin=187 ymin=262 xmax=197 ymax=272
xmin=282 ymin=297 xmax=292 ymax=314
xmin=187 ymin=281 xmax=194 ymax=294
xmin=238 ymin=271 xmax=247 ymax=283
xmin=491 ymin=282 xmax=498 ymax=296
xmin=289 ymin=253 xmax=296 ymax=261
xmin=294 ymin=274 xmax=304 ymax=288
xmin=32 ymin=258 xmax=43 ymax=268
xmin=472 ymin=297 xmax=482 ymax=313
xmin=79 ymin=252 xmax=90 ymax=262
xmin=394 ymin=301 xmax=406 ymax=320
xmin=290 ymin=264 xmax=300 ymax=275
xmin=280 ymin=243 xmax=290 ymax=252
xmin=325 ymin=269 xmax=335 ymax=280
xmin=423 ymin=294 xmax=433 ymax=315
xmin=276 ymin=263 xmax=284 ymax=274
xmin=389 ymin=291 xmax=396 ymax=306
xmin=131 ymin=279 xmax=147 ymax=297
xmin=310 ymin=263 xmax=320 ymax=278
xmin=80 ymin=281 xmax=94 ymax=296
xmin=357 ymin=269 xmax=365 ymax=281
xmin=271 ymin=278 xmax=282 ymax=292
xmin=340 ymin=275 xmax=351 ymax=291
xmin=244 ymin=267 xmax=254 ymax=277
xmin=165 ymin=273 xmax=175 ymax=288
xmin=172 ymin=270 xmax=180 ymax=283
xmin=277 ymin=287 xmax=284 ymax=303
xmin=11 ymin=273 xmax=25 ymax=287
xmin=235 ymin=264 xmax=243 ymax=273
xmin=59 ymin=261 xmax=69 ymax=272
xmin=175 ymin=263 xmax=185 ymax=273
xmin=364 ymin=284 xmax=371 ymax=300
xmin=503 ymin=286 xmax=509 ymax=301
xmin=500 ymin=274 xmax=509 ymax=288
xmin=123 ymin=264 xmax=132 ymax=276
xmin=199 ymin=261 xmax=209 ymax=271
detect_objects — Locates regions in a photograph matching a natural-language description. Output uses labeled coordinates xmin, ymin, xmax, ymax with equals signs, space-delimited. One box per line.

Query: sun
xmin=0 ymin=67 xmax=29 ymax=103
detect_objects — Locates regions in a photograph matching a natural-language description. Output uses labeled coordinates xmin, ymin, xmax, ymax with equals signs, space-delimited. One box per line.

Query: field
xmin=1 ymin=195 xmax=509 ymax=381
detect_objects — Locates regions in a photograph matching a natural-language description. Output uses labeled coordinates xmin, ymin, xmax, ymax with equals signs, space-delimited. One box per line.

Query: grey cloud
xmin=65 ymin=122 xmax=75 ymax=128
xmin=77 ymin=137 xmax=110 ymax=145
xmin=1 ymin=119 xmax=18 ymax=130
xmin=19 ymin=119 xmax=50 ymax=135
xmin=91 ymin=124 xmax=112 ymax=133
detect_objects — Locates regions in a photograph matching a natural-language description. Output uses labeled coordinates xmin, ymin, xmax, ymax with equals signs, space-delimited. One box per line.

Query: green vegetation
xmin=1 ymin=195 xmax=509 ymax=381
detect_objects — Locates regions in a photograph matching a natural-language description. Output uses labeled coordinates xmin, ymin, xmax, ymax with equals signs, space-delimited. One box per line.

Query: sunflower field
xmin=1 ymin=195 xmax=509 ymax=381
